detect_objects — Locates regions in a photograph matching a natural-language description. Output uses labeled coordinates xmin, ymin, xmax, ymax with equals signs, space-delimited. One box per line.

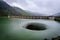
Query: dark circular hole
xmin=26 ymin=23 xmax=47 ymax=31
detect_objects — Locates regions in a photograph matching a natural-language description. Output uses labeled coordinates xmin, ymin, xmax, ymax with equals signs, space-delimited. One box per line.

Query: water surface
xmin=0 ymin=18 xmax=60 ymax=40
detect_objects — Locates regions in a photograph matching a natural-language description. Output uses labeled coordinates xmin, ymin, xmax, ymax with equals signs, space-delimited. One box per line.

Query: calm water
xmin=0 ymin=18 xmax=60 ymax=40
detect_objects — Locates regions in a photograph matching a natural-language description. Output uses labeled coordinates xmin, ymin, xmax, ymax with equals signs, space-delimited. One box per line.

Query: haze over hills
xmin=52 ymin=13 xmax=60 ymax=16
xmin=13 ymin=7 xmax=33 ymax=16
xmin=0 ymin=0 xmax=60 ymax=16
xmin=25 ymin=11 xmax=49 ymax=16
xmin=12 ymin=7 xmax=60 ymax=16
xmin=14 ymin=7 xmax=47 ymax=16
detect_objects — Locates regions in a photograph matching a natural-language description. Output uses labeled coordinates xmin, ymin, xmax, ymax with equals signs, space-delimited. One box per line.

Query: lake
xmin=0 ymin=18 xmax=60 ymax=40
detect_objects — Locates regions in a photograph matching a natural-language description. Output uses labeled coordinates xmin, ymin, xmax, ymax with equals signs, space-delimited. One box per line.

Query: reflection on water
xmin=0 ymin=18 xmax=60 ymax=40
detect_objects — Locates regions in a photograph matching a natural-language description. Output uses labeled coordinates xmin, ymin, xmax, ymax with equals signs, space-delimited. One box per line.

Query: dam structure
xmin=8 ymin=16 xmax=59 ymax=20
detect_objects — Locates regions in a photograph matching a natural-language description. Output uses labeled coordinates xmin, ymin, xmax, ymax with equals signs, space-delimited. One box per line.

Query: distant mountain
xmin=0 ymin=0 xmax=11 ymax=16
xmin=25 ymin=11 xmax=49 ymax=16
xmin=0 ymin=0 xmax=34 ymax=16
xmin=13 ymin=7 xmax=31 ymax=16
xmin=13 ymin=7 xmax=45 ymax=16
xmin=51 ymin=13 xmax=60 ymax=16
xmin=0 ymin=0 xmax=22 ymax=16
xmin=13 ymin=7 xmax=42 ymax=16
xmin=0 ymin=0 xmax=3 ymax=1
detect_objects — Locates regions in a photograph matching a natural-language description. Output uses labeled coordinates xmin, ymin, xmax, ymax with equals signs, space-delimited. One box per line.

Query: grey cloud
xmin=3 ymin=0 xmax=60 ymax=15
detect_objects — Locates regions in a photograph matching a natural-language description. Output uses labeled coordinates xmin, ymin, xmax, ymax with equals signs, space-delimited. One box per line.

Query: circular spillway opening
xmin=25 ymin=23 xmax=47 ymax=31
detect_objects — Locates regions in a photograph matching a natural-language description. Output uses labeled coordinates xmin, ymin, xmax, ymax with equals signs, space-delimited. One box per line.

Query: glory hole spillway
xmin=0 ymin=18 xmax=60 ymax=40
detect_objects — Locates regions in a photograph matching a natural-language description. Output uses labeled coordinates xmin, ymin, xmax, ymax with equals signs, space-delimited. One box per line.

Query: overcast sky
xmin=4 ymin=0 xmax=60 ymax=15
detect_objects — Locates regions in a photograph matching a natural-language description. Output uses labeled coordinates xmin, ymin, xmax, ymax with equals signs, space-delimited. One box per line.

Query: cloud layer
xmin=4 ymin=0 xmax=60 ymax=15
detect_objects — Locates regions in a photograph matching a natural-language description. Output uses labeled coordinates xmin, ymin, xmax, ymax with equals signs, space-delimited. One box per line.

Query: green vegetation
xmin=54 ymin=17 xmax=60 ymax=22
